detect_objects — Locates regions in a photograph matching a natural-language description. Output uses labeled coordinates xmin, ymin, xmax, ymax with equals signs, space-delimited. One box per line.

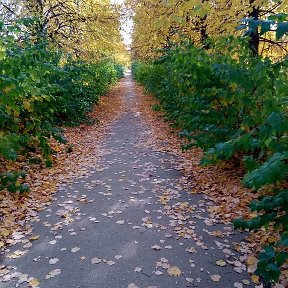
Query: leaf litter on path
xmin=1 ymin=77 xmax=280 ymax=287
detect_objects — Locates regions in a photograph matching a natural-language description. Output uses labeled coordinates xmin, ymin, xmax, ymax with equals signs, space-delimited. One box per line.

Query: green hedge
xmin=0 ymin=19 xmax=123 ymax=192
xmin=132 ymin=37 xmax=288 ymax=285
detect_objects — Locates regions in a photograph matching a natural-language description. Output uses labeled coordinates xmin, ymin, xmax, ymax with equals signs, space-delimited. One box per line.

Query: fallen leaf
xmin=251 ymin=275 xmax=259 ymax=284
xmin=216 ymin=260 xmax=226 ymax=267
xmin=151 ymin=245 xmax=161 ymax=251
xmin=128 ymin=283 xmax=139 ymax=288
xmin=107 ymin=260 xmax=115 ymax=266
xmin=29 ymin=278 xmax=40 ymax=288
xmin=49 ymin=258 xmax=59 ymax=265
xmin=234 ymin=267 xmax=243 ymax=273
xmin=91 ymin=257 xmax=102 ymax=264
xmin=134 ymin=267 xmax=142 ymax=272
xmin=167 ymin=266 xmax=182 ymax=276
xmin=210 ymin=274 xmax=221 ymax=282
xmin=161 ymin=263 xmax=170 ymax=269
xmin=7 ymin=250 xmax=27 ymax=259
xmin=29 ymin=235 xmax=40 ymax=241
xmin=18 ymin=274 xmax=28 ymax=284
xmin=71 ymin=247 xmax=80 ymax=253
xmin=246 ymin=256 xmax=257 ymax=266
xmin=210 ymin=230 xmax=223 ymax=237
xmin=185 ymin=247 xmax=197 ymax=253
xmin=23 ymin=242 xmax=32 ymax=249
xmin=46 ymin=269 xmax=61 ymax=279
xmin=1 ymin=228 xmax=10 ymax=237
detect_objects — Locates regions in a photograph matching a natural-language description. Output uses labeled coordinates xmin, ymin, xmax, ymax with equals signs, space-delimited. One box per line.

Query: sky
xmin=110 ymin=0 xmax=133 ymax=47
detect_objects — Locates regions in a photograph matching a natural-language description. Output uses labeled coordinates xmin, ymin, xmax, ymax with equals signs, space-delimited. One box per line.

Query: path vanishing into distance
xmin=1 ymin=74 xmax=254 ymax=288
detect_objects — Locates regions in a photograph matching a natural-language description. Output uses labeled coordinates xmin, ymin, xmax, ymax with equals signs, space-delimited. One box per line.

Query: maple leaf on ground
xmin=167 ymin=266 xmax=182 ymax=276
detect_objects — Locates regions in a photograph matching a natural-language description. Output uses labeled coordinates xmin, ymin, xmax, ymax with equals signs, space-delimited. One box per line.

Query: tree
xmin=129 ymin=0 xmax=287 ymax=60
xmin=1 ymin=0 xmax=128 ymax=61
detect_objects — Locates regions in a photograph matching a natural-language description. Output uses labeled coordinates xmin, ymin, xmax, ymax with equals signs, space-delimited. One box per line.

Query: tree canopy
xmin=128 ymin=0 xmax=287 ymax=60
xmin=1 ymin=0 xmax=130 ymax=62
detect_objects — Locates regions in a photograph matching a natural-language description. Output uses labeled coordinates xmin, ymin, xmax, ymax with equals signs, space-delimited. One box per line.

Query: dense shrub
xmin=0 ymin=19 xmax=123 ymax=191
xmin=132 ymin=38 xmax=288 ymax=285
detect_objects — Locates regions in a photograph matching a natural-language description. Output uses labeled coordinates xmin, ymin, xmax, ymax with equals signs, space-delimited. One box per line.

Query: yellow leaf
xmin=190 ymin=190 xmax=198 ymax=194
xmin=13 ymin=109 xmax=20 ymax=117
xmin=230 ymin=83 xmax=237 ymax=91
xmin=268 ymin=236 xmax=276 ymax=243
xmin=23 ymin=100 xmax=33 ymax=112
xmin=159 ymin=195 xmax=168 ymax=204
xmin=0 ymin=241 xmax=4 ymax=248
xmin=53 ymin=145 xmax=62 ymax=152
xmin=211 ymin=230 xmax=223 ymax=237
xmin=29 ymin=235 xmax=40 ymax=241
xmin=8 ymin=250 xmax=26 ymax=259
xmin=29 ymin=278 xmax=40 ymax=288
xmin=1 ymin=228 xmax=10 ymax=237
xmin=167 ymin=266 xmax=182 ymax=276
xmin=251 ymin=275 xmax=259 ymax=284
xmin=3 ymin=86 xmax=12 ymax=94
xmin=247 ymin=256 xmax=257 ymax=266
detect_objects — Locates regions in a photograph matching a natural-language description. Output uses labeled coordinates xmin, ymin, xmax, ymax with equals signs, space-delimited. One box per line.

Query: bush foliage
xmin=132 ymin=38 xmax=288 ymax=285
xmin=0 ymin=19 xmax=123 ymax=192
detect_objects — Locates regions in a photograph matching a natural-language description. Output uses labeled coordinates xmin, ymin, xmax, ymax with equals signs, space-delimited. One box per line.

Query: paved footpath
xmin=1 ymin=74 xmax=253 ymax=288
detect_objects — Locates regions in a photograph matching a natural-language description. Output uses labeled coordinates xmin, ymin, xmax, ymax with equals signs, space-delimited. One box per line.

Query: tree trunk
xmin=248 ymin=1 xmax=260 ymax=56
xmin=200 ymin=16 xmax=209 ymax=49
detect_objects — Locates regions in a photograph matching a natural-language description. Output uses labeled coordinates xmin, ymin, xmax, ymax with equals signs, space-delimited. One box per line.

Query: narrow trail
xmin=1 ymin=74 xmax=253 ymax=288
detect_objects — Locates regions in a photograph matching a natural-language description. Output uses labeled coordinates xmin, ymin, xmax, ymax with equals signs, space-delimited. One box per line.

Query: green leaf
xmin=275 ymin=251 xmax=288 ymax=266
xmin=236 ymin=24 xmax=247 ymax=31
xmin=276 ymin=22 xmax=288 ymax=40
xmin=244 ymin=153 xmax=288 ymax=189
xmin=277 ymin=232 xmax=288 ymax=247
xmin=260 ymin=21 xmax=272 ymax=35
xmin=243 ymin=156 xmax=259 ymax=172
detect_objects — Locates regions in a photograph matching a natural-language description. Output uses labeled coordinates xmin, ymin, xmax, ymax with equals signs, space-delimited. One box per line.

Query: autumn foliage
xmin=0 ymin=16 xmax=124 ymax=193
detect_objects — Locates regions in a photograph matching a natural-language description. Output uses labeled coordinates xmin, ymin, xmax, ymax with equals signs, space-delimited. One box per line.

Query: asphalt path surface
xmin=1 ymin=74 xmax=253 ymax=288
